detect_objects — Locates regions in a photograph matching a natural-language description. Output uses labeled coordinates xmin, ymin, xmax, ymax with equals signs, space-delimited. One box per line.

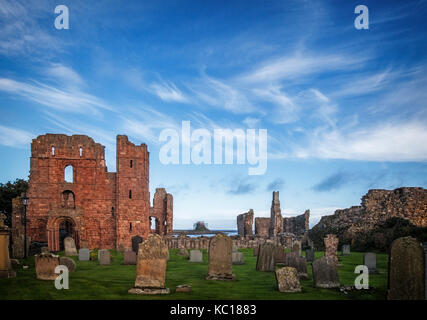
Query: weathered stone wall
xmin=237 ymin=209 xmax=254 ymax=237
xmin=149 ymin=188 xmax=173 ymax=235
xmin=309 ymin=187 xmax=427 ymax=250
xmin=255 ymin=218 xmax=270 ymax=238
xmin=283 ymin=210 xmax=310 ymax=236
xmin=11 ymin=134 xmax=172 ymax=253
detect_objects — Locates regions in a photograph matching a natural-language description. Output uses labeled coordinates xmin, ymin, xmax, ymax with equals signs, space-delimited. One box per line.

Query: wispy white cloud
xmin=0 ymin=77 xmax=116 ymax=115
xmin=0 ymin=125 xmax=33 ymax=148
xmin=149 ymin=81 xmax=188 ymax=103
xmin=43 ymin=63 xmax=84 ymax=87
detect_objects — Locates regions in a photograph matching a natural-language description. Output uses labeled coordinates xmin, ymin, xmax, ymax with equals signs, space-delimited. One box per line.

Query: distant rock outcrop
xmin=309 ymin=187 xmax=427 ymax=251
xmin=193 ymin=221 xmax=210 ymax=232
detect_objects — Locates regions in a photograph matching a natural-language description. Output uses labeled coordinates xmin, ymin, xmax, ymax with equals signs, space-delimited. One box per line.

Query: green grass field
xmin=0 ymin=249 xmax=388 ymax=300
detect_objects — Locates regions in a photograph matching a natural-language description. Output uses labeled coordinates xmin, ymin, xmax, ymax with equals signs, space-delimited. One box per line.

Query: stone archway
xmin=47 ymin=216 xmax=79 ymax=252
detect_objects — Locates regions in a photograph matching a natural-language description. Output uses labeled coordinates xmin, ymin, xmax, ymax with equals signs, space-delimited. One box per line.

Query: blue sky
xmin=1 ymin=0 xmax=427 ymax=229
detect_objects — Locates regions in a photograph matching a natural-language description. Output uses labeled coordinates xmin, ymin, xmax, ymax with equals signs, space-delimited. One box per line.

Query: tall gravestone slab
xmin=363 ymin=252 xmax=378 ymax=274
xmin=132 ymin=236 xmax=143 ymax=254
xmin=79 ymin=248 xmax=90 ymax=261
xmin=206 ymin=234 xmax=235 ymax=280
xmin=98 ymin=249 xmax=111 ymax=265
xmin=324 ymin=234 xmax=338 ymax=265
xmin=306 ymin=248 xmax=315 ymax=262
xmin=312 ymin=257 xmax=340 ymax=288
xmin=0 ymin=215 xmax=16 ymax=278
xmin=256 ymin=243 xmax=276 ymax=272
xmin=387 ymin=237 xmax=425 ymax=300
xmin=253 ymin=245 xmax=259 ymax=257
xmin=129 ymin=234 xmax=170 ymax=295
xmin=275 ymin=245 xmax=286 ymax=264
xmin=64 ymin=237 xmax=78 ymax=256
xmin=275 ymin=267 xmax=302 ymax=293
xmin=189 ymin=250 xmax=203 ymax=263
xmin=424 ymin=243 xmax=427 ymax=300
xmin=342 ymin=244 xmax=350 ymax=256
xmin=292 ymin=241 xmax=302 ymax=257
xmin=35 ymin=253 xmax=59 ymax=280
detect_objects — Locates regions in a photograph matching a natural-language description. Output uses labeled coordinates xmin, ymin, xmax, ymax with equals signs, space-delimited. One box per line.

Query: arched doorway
xmin=47 ymin=216 xmax=79 ymax=252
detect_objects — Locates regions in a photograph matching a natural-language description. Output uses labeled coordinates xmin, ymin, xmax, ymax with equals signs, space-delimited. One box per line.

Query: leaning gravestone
xmin=284 ymin=252 xmax=308 ymax=280
xmin=312 ymin=257 xmax=340 ymax=288
xmin=256 ymin=243 xmax=276 ymax=272
xmin=275 ymin=267 xmax=302 ymax=293
xmin=306 ymin=248 xmax=315 ymax=262
xmin=128 ymin=234 xmax=170 ymax=295
xmin=79 ymin=248 xmax=90 ymax=261
xmin=98 ymin=249 xmax=111 ymax=265
xmin=342 ymin=244 xmax=350 ymax=256
xmin=124 ymin=250 xmax=137 ymax=265
xmin=59 ymin=256 xmax=76 ymax=272
xmin=232 ymin=252 xmax=244 ymax=265
xmin=387 ymin=236 xmax=425 ymax=300
xmin=132 ymin=236 xmax=143 ymax=254
xmin=64 ymin=237 xmax=78 ymax=256
xmin=189 ymin=250 xmax=203 ymax=263
xmin=206 ymin=234 xmax=235 ymax=280
xmin=35 ymin=253 xmax=59 ymax=280
xmin=363 ymin=252 xmax=378 ymax=274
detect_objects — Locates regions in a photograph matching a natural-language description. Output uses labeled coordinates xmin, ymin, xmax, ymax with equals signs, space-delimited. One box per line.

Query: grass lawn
xmin=0 ymin=248 xmax=388 ymax=300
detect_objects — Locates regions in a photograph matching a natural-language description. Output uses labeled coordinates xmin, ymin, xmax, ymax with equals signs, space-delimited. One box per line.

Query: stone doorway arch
xmin=47 ymin=216 xmax=79 ymax=252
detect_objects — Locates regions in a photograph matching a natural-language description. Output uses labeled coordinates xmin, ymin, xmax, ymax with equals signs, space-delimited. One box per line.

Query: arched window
xmin=79 ymin=147 xmax=83 ymax=157
xmin=150 ymin=217 xmax=156 ymax=230
xmin=52 ymin=146 xmax=55 ymax=156
xmin=129 ymin=190 xmax=132 ymax=199
xmin=130 ymin=160 xmax=133 ymax=168
xmin=64 ymin=165 xmax=73 ymax=183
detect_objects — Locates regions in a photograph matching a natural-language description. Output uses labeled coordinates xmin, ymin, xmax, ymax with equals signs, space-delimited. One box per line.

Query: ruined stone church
xmin=12 ymin=134 xmax=173 ymax=254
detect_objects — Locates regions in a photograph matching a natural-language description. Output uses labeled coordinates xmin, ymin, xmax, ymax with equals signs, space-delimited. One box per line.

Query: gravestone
xmin=363 ymin=252 xmax=378 ymax=274
xmin=424 ymin=243 xmax=427 ymax=300
xmin=312 ymin=257 xmax=340 ymax=288
xmin=0 ymin=216 xmax=16 ymax=278
xmin=189 ymin=250 xmax=203 ymax=263
xmin=206 ymin=234 xmax=235 ymax=280
xmin=232 ymin=243 xmax=238 ymax=253
xmin=128 ymin=234 xmax=170 ymax=295
xmin=79 ymin=248 xmax=90 ymax=261
xmin=275 ymin=245 xmax=286 ymax=264
xmin=284 ymin=252 xmax=308 ymax=280
xmin=387 ymin=236 xmax=425 ymax=300
xmin=342 ymin=244 xmax=350 ymax=256
xmin=292 ymin=240 xmax=301 ymax=256
xmin=64 ymin=237 xmax=78 ymax=256
xmin=253 ymin=245 xmax=259 ymax=257
xmin=275 ymin=267 xmax=302 ymax=293
xmin=306 ymin=248 xmax=315 ymax=262
xmin=324 ymin=234 xmax=338 ymax=265
xmin=132 ymin=236 xmax=143 ymax=254
xmin=98 ymin=249 xmax=111 ymax=265
xmin=124 ymin=250 xmax=137 ymax=265
xmin=178 ymin=247 xmax=189 ymax=258
xmin=59 ymin=256 xmax=76 ymax=272
xmin=35 ymin=253 xmax=59 ymax=280
xmin=256 ymin=243 xmax=276 ymax=272
xmin=176 ymin=284 xmax=192 ymax=293
xmin=232 ymin=252 xmax=244 ymax=265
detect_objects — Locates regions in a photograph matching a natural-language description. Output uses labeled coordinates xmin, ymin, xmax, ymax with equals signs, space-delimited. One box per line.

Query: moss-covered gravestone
xmin=387 ymin=237 xmax=425 ymax=300
xmin=129 ymin=234 xmax=170 ymax=295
